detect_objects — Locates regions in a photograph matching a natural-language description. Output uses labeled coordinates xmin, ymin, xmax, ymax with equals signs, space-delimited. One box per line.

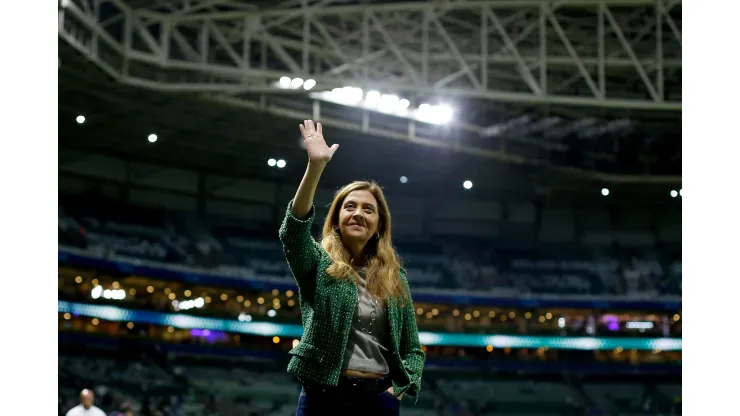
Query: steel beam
xmin=59 ymin=0 xmax=681 ymax=112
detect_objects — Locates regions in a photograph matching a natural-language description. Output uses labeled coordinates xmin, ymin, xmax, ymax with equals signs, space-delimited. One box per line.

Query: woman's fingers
xmin=300 ymin=120 xmax=322 ymax=140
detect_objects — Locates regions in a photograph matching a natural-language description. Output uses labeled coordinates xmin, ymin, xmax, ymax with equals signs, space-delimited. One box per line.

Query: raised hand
xmin=299 ymin=120 xmax=339 ymax=164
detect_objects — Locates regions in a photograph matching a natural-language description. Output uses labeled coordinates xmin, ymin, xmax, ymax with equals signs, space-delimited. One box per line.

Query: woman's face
xmin=338 ymin=189 xmax=380 ymax=248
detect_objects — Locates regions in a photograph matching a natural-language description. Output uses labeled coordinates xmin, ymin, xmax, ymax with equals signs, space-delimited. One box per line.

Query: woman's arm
xmin=398 ymin=269 xmax=426 ymax=397
xmin=291 ymin=120 xmax=338 ymax=219
xmin=278 ymin=120 xmax=339 ymax=293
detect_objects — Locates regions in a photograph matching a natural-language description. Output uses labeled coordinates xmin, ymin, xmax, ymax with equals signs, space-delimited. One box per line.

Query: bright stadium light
xmin=267 ymin=309 xmax=277 ymax=317
xmin=309 ymin=87 xmax=451 ymax=124
xmin=601 ymin=188 xmax=609 ymax=196
xmin=148 ymin=133 xmax=158 ymax=143
xmin=290 ymin=78 xmax=304 ymax=89
xmin=279 ymin=76 xmax=291 ymax=89
xmin=76 ymin=115 xmax=86 ymax=124
xmin=463 ymin=180 xmax=473 ymax=190
xmin=378 ymin=94 xmax=400 ymax=113
xmin=670 ymin=190 xmax=678 ymax=198
xmin=416 ymin=103 xmax=454 ymax=124
xmin=91 ymin=285 xmax=103 ymax=299
xmin=276 ymin=159 xmax=286 ymax=168
xmin=679 ymin=189 xmax=682 ymax=197
xmin=437 ymin=104 xmax=453 ymax=123
xmin=268 ymin=158 xmax=277 ymax=167
xmin=400 ymin=176 xmax=408 ymax=184
xmin=365 ymin=90 xmax=381 ymax=107
xmin=303 ymin=79 xmax=316 ymax=90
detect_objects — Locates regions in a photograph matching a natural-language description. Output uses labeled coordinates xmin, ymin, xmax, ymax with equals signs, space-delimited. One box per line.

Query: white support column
xmin=486 ymin=7 xmax=541 ymax=95
xmin=199 ymin=22 xmax=209 ymax=63
xmin=431 ymin=15 xmax=480 ymax=89
xmin=242 ymin=16 xmax=251 ymax=69
xmin=539 ymin=3 xmax=547 ymax=94
xmin=597 ymin=2 xmax=605 ymax=97
xmin=123 ymin=12 xmax=132 ymax=76
xmin=132 ymin=12 xmax=163 ymax=58
xmin=368 ymin=11 xmax=421 ymax=85
xmin=603 ymin=5 xmax=659 ymax=101
xmin=207 ymin=20 xmax=242 ymax=68
xmin=91 ymin=0 xmax=101 ymax=58
xmin=547 ymin=7 xmax=601 ymax=99
xmin=302 ymin=0 xmax=311 ymax=73
xmin=656 ymin=0 xmax=664 ymax=100
xmin=422 ymin=8 xmax=430 ymax=84
xmin=160 ymin=19 xmax=171 ymax=65
xmin=480 ymin=6 xmax=488 ymax=90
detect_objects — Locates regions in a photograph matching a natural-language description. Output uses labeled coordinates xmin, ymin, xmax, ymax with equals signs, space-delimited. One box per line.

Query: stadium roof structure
xmin=58 ymin=0 xmax=681 ymax=193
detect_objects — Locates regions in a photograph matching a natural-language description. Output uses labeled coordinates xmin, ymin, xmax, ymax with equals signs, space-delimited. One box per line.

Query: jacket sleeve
xmin=398 ymin=269 xmax=426 ymax=398
xmin=278 ymin=200 xmax=322 ymax=295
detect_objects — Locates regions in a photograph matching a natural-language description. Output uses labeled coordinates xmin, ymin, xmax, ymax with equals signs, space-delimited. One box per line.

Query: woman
xmin=279 ymin=120 xmax=425 ymax=415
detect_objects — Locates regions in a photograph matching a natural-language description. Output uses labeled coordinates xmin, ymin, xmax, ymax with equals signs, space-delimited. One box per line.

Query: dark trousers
xmin=295 ymin=376 xmax=401 ymax=416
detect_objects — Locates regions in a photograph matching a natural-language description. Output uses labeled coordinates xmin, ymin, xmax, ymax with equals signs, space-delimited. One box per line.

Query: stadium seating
xmin=58 ymin=194 xmax=681 ymax=297
xmin=58 ymin=345 xmax=679 ymax=416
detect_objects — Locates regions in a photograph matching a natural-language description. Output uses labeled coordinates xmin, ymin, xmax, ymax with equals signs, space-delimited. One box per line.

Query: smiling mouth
xmin=348 ymin=224 xmax=365 ymax=229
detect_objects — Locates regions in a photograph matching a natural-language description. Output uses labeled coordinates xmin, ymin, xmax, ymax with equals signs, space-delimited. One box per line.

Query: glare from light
xmin=91 ymin=285 xmax=103 ymax=299
xmin=76 ymin=115 xmax=86 ymax=124
xmin=557 ymin=317 xmax=566 ymax=328
xmin=178 ymin=297 xmax=205 ymax=311
xmin=679 ymin=189 xmax=682 ymax=197
xmin=148 ymin=134 xmax=158 ymax=143
xmin=416 ymin=103 xmax=454 ymax=124
xmin=400 ymin=176 xmax=408 ymax=184
xmin=238 ymin=313 xmax=252 ymax=322
xmin=268 ymin=158 xmax=277 ymax=167
xmin=303 ymin=79 xmax=316 ymax=90
xmin=601 ymin=188 xmax=609 ymax=196
xmin=267 ymin=309 xmax=277 ymax=317
xmin=463 ymin=180 xmax=473 ymax=190
xmin=670 ymin=190 xmax=678 ymax=198
xmin=276 ymin=159 xmax=287 ymax=168
xmin=436 ymin=104 xmax=453 ymax=123
xmin=104 ymin=289 xmax=126 ymax=300
xmin=93 ymin=287 xmax=126 ymax=300
xmin=290 ymin=78 xmax=304 ymax=89
xmin=279 ymin=76 xmax=291 ymax=89
xmin=399 ymin=99 xmax=411 ymax=110
xmin=365 ymin=90 xmax=381 ymax=107
xmin=378 ymin=94 xmax=400 ymax=112
xmin=292 ymin=339 xmax=300 ymax=348
xmin=338 ymin=86 xmax=364 ymax=103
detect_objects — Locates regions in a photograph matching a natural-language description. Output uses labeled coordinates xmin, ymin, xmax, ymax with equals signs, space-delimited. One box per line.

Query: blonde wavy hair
xmin=320 ymin=181 xmax=408 ymax=306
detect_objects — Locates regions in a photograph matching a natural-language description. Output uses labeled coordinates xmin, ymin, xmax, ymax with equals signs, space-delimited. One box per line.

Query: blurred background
xmin=58 ymin=0 xmax=681 ymax=415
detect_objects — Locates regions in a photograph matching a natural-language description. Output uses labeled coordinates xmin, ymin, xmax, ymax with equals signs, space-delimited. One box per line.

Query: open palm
xmin=299 ymin=120 xmax=339 ymax=163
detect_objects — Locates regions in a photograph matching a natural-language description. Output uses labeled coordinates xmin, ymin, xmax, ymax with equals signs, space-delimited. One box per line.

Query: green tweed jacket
xmin=278 ymin=201 xmax=425 ymax=401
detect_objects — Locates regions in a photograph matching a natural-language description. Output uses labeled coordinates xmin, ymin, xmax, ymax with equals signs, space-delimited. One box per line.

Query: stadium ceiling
xmin=58 ymin=0 xmax=681 ymax=183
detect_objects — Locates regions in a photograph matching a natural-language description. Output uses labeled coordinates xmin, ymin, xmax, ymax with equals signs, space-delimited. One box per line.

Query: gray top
xmin=341 ymin=268 xmax=391 ymax=375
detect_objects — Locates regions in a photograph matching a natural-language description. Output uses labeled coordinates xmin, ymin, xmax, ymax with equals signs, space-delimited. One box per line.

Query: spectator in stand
xmin=108 ymin=403 xmax=134 ymax=416
xmin=66 ymin=389 xmax=106 ymax=416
